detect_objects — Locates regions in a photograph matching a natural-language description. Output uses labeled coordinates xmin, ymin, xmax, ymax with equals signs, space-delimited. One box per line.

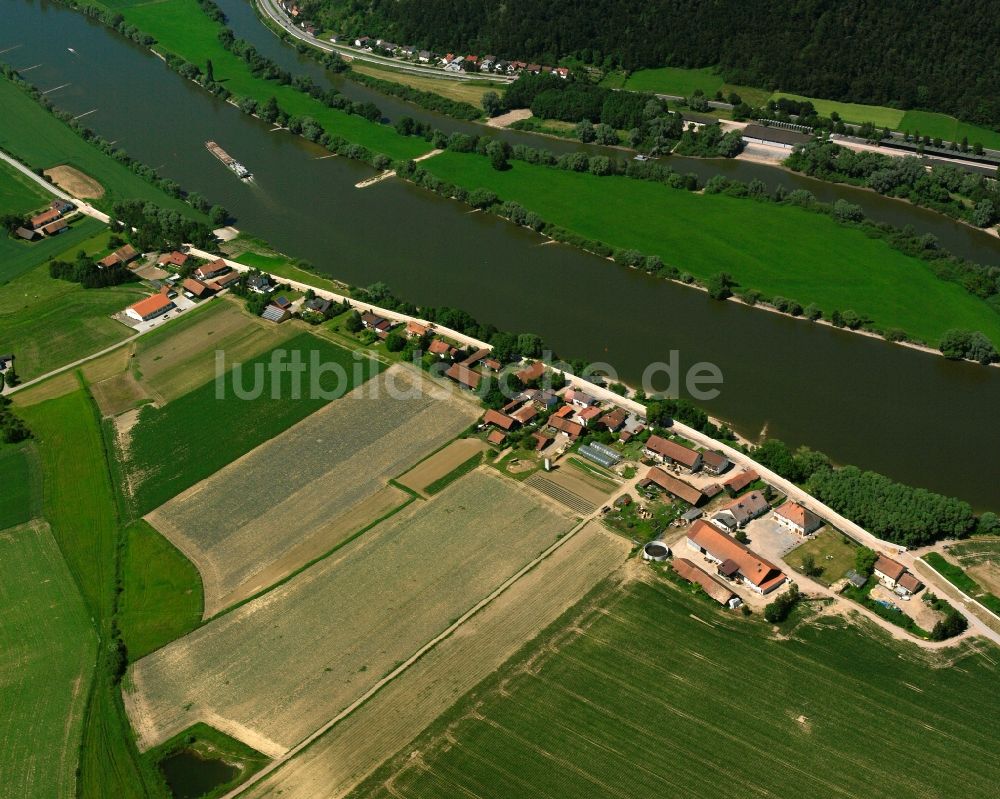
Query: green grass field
xmin=0 ymin=214 xmax=105 ymax=285
xmin=785 ymin=528 xmax=857 ymax=586
xmin=119 ymin=520 xmax=204 ymax=661
xmin=603 ymin=66 xmax=770 ymax=106
xmin=0 ymin=77 xmax=198 ymax=216
xmin=0 ymin=158 xmax=50 ymax=214
xmin=0 ymin=443 xmax=39 ymax=529
xmin=233 ymin=248 xmax=338 ymax=290
xmin=423 ymin=151 xmax=1000 ymax=347
xmin=99 ymin=0 xmax=428 ymax=161
xmin=0 ymin=520 xmax=97 ymax=799
xmin=0 ymin=227 xmax=146 ymax=380
xmin=771 ymin=92 xmax=905 ymax=128
xmin=352 ymin=576 xmax=1000 ymax=799
xmin=899 ymin=110 xmax=1000 ymax=151
xmin=121 ymin=333 xmax=382 ymax=515
xmin=19 ymin=388 xmax=155 ymax=797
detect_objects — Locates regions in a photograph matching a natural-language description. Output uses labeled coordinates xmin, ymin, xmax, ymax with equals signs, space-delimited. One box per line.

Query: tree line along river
xmin=3 ymin=0 xmax=999 ymax=509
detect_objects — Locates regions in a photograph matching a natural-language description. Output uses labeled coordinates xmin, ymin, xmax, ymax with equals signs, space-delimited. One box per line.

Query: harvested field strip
xmin=146 ymin=367 xmax=481 ymax=616
xmin=350 ymin=578 xmax=1000 ymax=799
xmin=122 ymin=334 xmax=380 ymax=516
xmin=397 ymin=437 xmax=487 ymax=496
xmin=243 ymin=523 xmax=629 ymax=799
xmin=133 ymin=299 xmax=298 ymax=403
xmin=0 ymin=520 xmax=96 ymax=799
xmin=125 ymin=470 xmax=574 ymax=755
xmin=525 ymin=473 xmax=598 ymax=515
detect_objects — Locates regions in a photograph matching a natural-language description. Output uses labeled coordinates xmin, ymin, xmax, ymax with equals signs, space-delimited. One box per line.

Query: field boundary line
xmin=202 ymin=494 xmax=418 ymax=624
xmin=219 ymin=513 xmax=594 ymax=798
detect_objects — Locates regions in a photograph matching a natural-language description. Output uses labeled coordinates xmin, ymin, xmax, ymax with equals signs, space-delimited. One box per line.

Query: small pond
xmin=159 ymin=748 xmax=239 ymax=799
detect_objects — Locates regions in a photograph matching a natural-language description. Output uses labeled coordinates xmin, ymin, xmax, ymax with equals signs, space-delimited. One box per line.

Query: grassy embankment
xmin=351 ymin=576 xmax=1000 ymax=799
xmin=0 ymin=225 xmax=147 ymax=381
xmin=350 ymin=61 xmax=503 ymax=106
xmin=97 ymin=0 xmax=427 ymax=161
xmin=923 ymin=551 xmax=1000 ymax=616
xmin=422 ymin=151 xmax=1000 ymax=348
xmin=0 ymin=75 xmax=199 ymax=216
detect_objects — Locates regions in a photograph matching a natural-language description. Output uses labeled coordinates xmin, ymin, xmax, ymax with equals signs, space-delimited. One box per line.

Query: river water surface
xmin=3 ymin=0 xmax=998 ymax=508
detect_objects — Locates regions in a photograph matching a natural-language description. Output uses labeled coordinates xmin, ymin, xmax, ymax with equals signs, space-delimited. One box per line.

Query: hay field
xmin=146 ymin=367 xmax=482 ymax=616
xmin=43 ymin=165 xmax=104 ymax=199
xmin=132 ymin=299 xmax=298 ymax=403
xmin=397 ymin=437 xmax=487 ymax=495
xmin=244 ymin=522 xmax=629 ymax=799
xmin=351 ymin=577 xmax=1000 ymax=799
xmin=125 ymin=469 xmax=574 ymax=757
xmin=0 ymin=521 xmax=97 ymax=799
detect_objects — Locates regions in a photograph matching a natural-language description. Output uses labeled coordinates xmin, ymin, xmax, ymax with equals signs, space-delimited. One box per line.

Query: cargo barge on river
xmin=205 ymin=140 xmax=252 ymax=180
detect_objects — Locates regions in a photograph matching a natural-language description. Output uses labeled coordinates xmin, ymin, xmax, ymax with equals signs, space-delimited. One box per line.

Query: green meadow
xmin=603 ymin=66 xmax=770 ymax=106
xmin=0 ymin=226 xmax=146 ymax=381
xmin=423 ymin=151 xmax=1000 ymax=347
xmin=771 ymin=92 xmax=905 ymax=128
xmin=899 ymin=110 xmax=1000 ymax=151
xmin=19 ymin=388 xmax=155 ymax=797
xmin=119 ymin=520 xmax=204 ymax=660
xmin=0 ymin=214 xmax=105 ymax=284
xmin=0 ymin=158 xmax=50 ymax=214
xmin=121 ymin=333 xmax=382 ymax=515
xmin=0 ymin=520 xmax=97 ymax=799
xmin=0 ymin=443 xmax=39 ymax=529
xmin=353 ymin=577 xmax=1000 ymax=799
xmin=98 ymin=0 xmax=428 ymax=161
xmin=0 ymin=77 xmax=198 ymax=216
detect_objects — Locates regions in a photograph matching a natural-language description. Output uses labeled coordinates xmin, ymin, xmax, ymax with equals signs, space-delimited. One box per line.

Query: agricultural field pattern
xmin=146 ymin=366 xmax=482 ymax=615
xmin=125 ymin=469 xmax=576 ymax=757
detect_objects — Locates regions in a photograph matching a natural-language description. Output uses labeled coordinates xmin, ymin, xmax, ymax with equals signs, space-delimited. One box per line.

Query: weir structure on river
xmin=1 ymin=0 xmax=998 ymax=509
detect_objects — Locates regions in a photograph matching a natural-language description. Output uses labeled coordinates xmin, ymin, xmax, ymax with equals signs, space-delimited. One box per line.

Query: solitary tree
xmin=205 ymin=59 xmax=214 ymax=82
xmin=480 ymin=91 xmax=503 ymax=118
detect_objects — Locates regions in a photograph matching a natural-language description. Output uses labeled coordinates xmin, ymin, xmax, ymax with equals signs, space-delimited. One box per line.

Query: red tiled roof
xmin=723 ymin=469 xmax=759 ymax=492
xmin=874 ymin=555 xmax=906 ymax=582
xmin=428 ymin=339 xmax=452 ymax=355
xmin=515 ymin=361 xmax=545 ymax=383
xmin=182 ymin=277 xmax=212 ymax=297
xmin=483 ymin=409 xmax=516 ymax=430
xmin=673 ymin=558 xmax=738 ymax=606
xmin=511 ymin=404 xmax=537 ymax=424
xmin=158 ymin=250 xmax=189 ymax=267
xmin=644 ymin=435 xmax=701 ymax=468
xmin=406 ymin=321 xmax=428 ymax=336
xmin=129 ymin=293 xmax=173 ymax=319
xmin=644 ymin=467 xmax=704 ymax=506
xmin=446 ymin=363 xmax=482 ymax=389
xmin=774 ymin=500 xmax=821 ymax=531
xmin=31 ymin=208 xmax=61 ymax=228
xmin=686 ymin=520 xmax=785 ymax=592
xmin=897 ymin=572 xmax=923 ymax=593
xmin=548 ymin=415 xmax=583 ymax=438
xmin=486 ymin=429 xmax=506 ymax=446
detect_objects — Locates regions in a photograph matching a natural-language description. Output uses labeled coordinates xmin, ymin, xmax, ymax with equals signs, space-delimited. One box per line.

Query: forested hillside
xmin=302 ymin=0 xmax=1000 ymax=127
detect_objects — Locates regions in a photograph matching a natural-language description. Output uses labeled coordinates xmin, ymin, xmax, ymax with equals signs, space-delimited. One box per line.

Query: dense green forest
xmin=301 ymin=0 xmax=1000 ymax=127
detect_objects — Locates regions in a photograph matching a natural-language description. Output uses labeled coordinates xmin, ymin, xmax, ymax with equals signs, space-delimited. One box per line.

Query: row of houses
xmin=339 ymin=29 xmax=570 ymax=79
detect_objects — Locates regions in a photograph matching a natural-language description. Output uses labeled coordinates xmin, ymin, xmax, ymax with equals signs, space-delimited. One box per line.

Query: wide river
xmin=3 ymin=0 xmax=999 ymax=508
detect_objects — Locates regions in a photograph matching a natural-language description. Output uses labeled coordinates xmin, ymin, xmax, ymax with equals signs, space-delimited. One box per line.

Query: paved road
xmin=0 ymin=150 xmax=111 ymax=223
xmin=256 ymin=0 xmax=513 ymax=84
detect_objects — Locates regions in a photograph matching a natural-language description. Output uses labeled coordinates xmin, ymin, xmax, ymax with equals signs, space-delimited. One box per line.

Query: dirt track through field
xmin=125 ymin=470 xmax=574 ymax=755
xmin=243 ymin=522 xmax=630 ymax=799
xmin=145 ymin=367 xmax=481 ymax=616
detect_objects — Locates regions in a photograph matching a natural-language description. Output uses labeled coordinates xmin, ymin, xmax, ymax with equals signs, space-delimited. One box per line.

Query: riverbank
xmin=54 ymin=0 xmax=1000 ymax=355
